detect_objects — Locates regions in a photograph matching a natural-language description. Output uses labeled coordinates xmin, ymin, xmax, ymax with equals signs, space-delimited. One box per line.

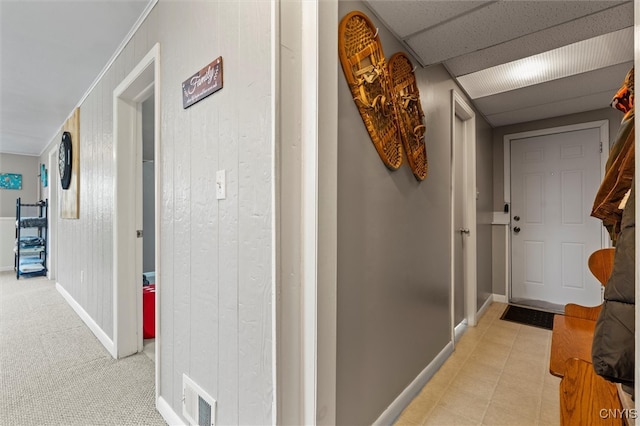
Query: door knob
xmin=459 ymin=228 xmax=470 ymax=235
xmin=513 ymin=226 xmax=521 ymax=234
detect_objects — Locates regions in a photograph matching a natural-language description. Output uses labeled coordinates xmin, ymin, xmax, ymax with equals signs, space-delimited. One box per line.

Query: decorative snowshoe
xmin=388 ymin=52 xmax=428 ymax=181
xmin=339 ymin=11 xmax=403 ymax=170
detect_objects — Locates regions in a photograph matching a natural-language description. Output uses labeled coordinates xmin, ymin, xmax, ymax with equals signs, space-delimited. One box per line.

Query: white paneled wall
xmin=0 ymin=218 xmax=16 ymax=271
xmin=39 ymin=1 xmax=274 ymax=423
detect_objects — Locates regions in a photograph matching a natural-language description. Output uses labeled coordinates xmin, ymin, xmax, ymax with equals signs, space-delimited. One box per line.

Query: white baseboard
xmin=476 ymin=294 xmax=494 ymax=320
xmin=157 ymin=396 xmax=186 ymax=426
xmin=56 ymin=282 xmax=116 ymax=358
xmin=454 ymin=321 xmax=467 ymax=342
xmin=492 ymin=294 xmax=508 ymax=304
xmin=373 ymin=341 xmax=454 ymax=425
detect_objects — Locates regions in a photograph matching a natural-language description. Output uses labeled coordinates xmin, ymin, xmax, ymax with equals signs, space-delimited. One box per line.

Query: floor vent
xmin=183 ymin=374 xmax=216 ymax=426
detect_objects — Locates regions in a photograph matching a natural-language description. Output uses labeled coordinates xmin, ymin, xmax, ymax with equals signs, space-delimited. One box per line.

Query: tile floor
xmin=394 ymin=302 xmax=561 ymax=426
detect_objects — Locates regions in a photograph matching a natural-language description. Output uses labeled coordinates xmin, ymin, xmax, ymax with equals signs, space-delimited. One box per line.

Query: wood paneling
xmin=61 ymin=108 xmax=80 ymax=219
xmin=40 ymin=1 xmax=275 ymax=423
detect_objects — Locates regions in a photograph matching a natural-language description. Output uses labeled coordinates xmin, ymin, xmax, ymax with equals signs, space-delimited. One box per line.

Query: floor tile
xmin=453 ymin=361 xmax=502 ymax=388
xmin=482 ymin=400 xmax=539 ymax=426
xmin=424 ymin=405 xmax=482 ymax=426
xmin=394 ymin=303 xmax=558 ymax=426
xmin=490 ymin=377 xmax=541 ymax=419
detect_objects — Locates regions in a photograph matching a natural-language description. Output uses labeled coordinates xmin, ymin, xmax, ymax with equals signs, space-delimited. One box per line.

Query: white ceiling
xmin=0 ymin=1 xmax=634 ymax=156
xmin=364 ymin=0 xmax=634 ymax=127
xmin=0 ymin=0 xmax=152 ymax=156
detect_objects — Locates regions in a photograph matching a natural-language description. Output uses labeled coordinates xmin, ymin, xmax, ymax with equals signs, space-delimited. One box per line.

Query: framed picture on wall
xmin=41 ymin=164 xmax=48 ymax=188
xmin=0 ymin=173 xmax=22 ymax=190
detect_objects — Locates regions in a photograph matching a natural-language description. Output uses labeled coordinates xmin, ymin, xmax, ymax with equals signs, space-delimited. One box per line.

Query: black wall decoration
xmin=59 ymin=131 xmax=73 ymax=190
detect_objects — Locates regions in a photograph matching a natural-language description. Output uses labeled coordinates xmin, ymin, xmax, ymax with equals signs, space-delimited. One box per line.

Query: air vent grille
xmin=182 ymin=374 xmax=216 ymax=426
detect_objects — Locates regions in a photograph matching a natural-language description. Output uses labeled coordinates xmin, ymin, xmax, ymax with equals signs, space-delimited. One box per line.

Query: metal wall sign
xmin=182 ymin=56 xmax=223 ymax=109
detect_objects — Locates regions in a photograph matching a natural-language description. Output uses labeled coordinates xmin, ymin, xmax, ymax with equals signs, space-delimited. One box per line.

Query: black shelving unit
xmin=14 ymin=198 xmax=48 ymax=279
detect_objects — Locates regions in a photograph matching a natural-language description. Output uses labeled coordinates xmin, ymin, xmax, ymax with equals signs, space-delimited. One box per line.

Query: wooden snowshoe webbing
xmin=348 ymin=43 xmax=378 ymax=69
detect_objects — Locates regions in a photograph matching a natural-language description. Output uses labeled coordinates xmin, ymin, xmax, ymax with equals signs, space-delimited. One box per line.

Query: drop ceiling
xmin=364 ymin=0 xmax=634 ymax=127
xmin=0 ymin=1 xmax=634 ymax=156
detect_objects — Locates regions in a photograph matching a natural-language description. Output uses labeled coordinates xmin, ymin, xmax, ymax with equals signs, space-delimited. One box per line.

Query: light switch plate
xmin=216 ymin=170 xmax=226 ymax=200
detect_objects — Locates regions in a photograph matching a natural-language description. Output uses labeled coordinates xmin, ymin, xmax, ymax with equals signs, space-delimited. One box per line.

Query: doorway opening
xmin=141 ymin=94 xmax=156 ymax=362
xmin=113 ymin=44 xmax=160 ymax=400
xmin=451 ymin=90 xmax=477 ymax=343
xmin=47 ymin=146 xmax=59 ymax=281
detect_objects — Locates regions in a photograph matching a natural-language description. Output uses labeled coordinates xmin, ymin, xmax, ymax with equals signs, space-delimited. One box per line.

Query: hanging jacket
xmin=591 ymin=67 xmax=635 ymax=244
xmin=592 ymin=180 xmax=635 ymax=393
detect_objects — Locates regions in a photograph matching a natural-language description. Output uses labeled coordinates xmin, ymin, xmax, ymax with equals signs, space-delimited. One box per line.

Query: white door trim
xmin=315 ymin=2 xmax=338 ymax=425
xmin=274 ymin=0 xmax=338 ymax=424
xmin=112 ymin=43 xmax=161 ymax=402
xmin=301 ymin=2 xmax=319 ymax=421
xmin=451 ymin=90 xmax=478 ymax=333
xmin=503 ymin=120 xmax=609 ymax=302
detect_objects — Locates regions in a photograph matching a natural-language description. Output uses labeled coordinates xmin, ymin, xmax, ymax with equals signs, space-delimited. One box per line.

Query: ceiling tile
xmin=445 ymin=2 xmax=633 ymax=76
xmin=485 ymin=92 xmax=618 ymax=127
xmin=456 ymin=28 xmax=632 ymax=98
xmin=364 ymin=0 xmax=492 ymax=39
xmin=473 ymin=62 xmax=633 ymax=116
xmin=406 ymin=1 xmax=626 ymax=66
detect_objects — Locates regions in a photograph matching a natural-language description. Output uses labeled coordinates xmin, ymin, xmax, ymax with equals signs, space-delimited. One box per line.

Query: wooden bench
xmin=549 ymin=315 xmax=596 ymax=377
xmin=560 ymin=358 xmax=623 ymax=426
xmin=552 ymin=248 xmax=627 ymax=425
xmin=550 ymin=316 xmax=626 ymax=426
xmin=561 ymin=248 xmax=615 ymax=322
xmin=564 ymin=303 xmax=601 ymax=321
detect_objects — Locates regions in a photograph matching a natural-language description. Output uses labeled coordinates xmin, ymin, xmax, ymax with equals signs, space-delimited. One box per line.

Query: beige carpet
xmin=0 ymin=272 xmax=166 ymax=425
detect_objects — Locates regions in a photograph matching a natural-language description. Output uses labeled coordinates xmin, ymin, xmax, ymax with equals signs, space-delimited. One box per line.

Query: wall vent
xmin=182 ymin=374 xmax=216 ymax=426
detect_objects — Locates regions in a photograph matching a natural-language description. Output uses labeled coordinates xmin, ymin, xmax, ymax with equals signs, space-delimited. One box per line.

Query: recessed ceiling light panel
xmin=457 ymin=27 xmax=633 ymax=99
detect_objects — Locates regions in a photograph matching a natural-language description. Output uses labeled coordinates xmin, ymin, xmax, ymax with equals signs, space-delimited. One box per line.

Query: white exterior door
xmin=510 ymin=127 xmax=603 ymax=307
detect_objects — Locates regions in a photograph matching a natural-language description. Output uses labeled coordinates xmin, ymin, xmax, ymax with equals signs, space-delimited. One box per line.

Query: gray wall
xmin=490 ymin=107 xmax=622 ymax=295
xmin=38 ymin=1 xmax=274 ymax=423
xmin=337 ymin=2 xmax=492 ymax=424
xmin=476 ymin=116 xmax=494 ymax=308
xmin=0 ymin=153 xmax=39 ymax=217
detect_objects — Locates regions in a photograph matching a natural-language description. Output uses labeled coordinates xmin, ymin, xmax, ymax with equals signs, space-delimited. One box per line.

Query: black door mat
xmin=500 ymin=305 xmax=555 ymax=330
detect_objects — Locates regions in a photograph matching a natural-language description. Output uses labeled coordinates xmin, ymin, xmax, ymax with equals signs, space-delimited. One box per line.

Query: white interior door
xmin=453 ymin=115 xmax=465 ymax=327
xmin=450 ymin=91 xmax=477 ymax=335
xmin=510 ymin=127 xmax=603 ymax=307
xmin=113 ymin=44 xmax=159 ymax=360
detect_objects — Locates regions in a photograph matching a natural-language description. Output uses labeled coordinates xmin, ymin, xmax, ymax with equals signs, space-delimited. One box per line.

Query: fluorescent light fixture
xmin=511 ymin=58 xmax=547 ymax=84
xmin=457 ymin=27 xmax=633 ymax=99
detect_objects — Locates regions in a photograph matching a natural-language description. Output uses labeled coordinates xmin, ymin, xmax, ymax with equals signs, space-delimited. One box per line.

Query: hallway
xmin=395 ymin=303 xmax=560 ymax=426
xmin=0 ymin=272 xmax=165 ymax=425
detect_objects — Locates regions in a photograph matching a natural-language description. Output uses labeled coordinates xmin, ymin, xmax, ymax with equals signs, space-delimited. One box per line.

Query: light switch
xmin=216 ymin=169 xmax=226 ymax=200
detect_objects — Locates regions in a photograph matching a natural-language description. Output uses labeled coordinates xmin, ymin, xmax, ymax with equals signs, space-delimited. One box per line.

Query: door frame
xmin=503 ymin=120 xmax=609 ymax=302
xmin=275 ymin=0 xmax=338 ymax=424
xmin=113 ymin=43 xmax=161 ymax=399
xmin=450 ymin=90 xmax=478 ymax=338
xmin=47 ymin=145 xmax=59 ymax=281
